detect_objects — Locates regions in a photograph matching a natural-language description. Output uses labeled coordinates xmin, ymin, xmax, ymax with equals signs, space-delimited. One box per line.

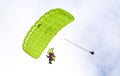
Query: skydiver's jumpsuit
xmin=47 ymin=52 xmax=55 ymax=64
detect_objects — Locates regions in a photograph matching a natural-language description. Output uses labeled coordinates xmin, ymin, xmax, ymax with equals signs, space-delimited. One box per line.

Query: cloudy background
xmin=0 ymin=0 xmax=120 ymax=76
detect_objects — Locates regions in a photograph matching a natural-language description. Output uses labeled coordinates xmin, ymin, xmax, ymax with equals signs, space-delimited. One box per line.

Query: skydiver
xmin=46 ymin=48 xmax=56 ymax=64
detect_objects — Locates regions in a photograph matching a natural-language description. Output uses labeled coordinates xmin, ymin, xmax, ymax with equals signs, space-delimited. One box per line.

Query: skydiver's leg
xmin=52 ymin=58 xmax=55 ymax=61
xmin=49 ymin=59 xmax=52 ymax=64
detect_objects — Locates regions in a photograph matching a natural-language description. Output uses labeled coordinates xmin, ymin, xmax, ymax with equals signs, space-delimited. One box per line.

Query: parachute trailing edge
xmin=22 ymin=8 xmax=74 ymax=59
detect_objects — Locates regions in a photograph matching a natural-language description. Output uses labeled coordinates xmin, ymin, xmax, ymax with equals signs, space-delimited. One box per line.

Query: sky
xmin=0 ymin=0 xmax=120 ymax=76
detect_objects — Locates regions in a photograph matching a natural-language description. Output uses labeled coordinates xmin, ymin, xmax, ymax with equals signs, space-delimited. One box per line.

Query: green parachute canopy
xmin=22 ymin=8 xmax=74 ymax=59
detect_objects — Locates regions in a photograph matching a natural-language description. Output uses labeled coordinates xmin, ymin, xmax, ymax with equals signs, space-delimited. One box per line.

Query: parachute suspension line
xmin=64 ymin=38 xmax=94 ymax=55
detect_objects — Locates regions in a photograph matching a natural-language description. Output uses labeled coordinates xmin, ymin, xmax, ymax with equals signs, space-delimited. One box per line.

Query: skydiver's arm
xmin=46 ymin=55 xmax=50 ymax=58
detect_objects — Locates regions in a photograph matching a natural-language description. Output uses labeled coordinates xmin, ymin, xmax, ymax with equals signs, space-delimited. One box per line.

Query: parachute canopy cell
xmin=22 ymin=8 xmax=74 ymax=59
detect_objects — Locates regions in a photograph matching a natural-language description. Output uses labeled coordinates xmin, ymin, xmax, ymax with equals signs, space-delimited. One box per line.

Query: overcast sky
xmin=0 ymin=0 xmax=120 ymax=76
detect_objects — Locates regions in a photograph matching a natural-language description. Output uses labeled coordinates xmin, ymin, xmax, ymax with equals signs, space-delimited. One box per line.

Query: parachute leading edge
xmin=22 ymin=8 xmax=74 ymax=59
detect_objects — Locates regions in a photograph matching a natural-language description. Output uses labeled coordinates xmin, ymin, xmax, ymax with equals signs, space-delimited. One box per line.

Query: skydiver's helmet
xmin=48 ymin=48 xmax=54 ymax=54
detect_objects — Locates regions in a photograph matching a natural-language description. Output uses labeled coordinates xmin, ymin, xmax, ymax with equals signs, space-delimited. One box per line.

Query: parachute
xmin=22 ymin=8 xmax=74 ymax=59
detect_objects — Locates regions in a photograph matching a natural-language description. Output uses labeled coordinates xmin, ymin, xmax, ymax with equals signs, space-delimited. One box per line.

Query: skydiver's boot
xmin=49 ymin=60 xmax=52 ymax=64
